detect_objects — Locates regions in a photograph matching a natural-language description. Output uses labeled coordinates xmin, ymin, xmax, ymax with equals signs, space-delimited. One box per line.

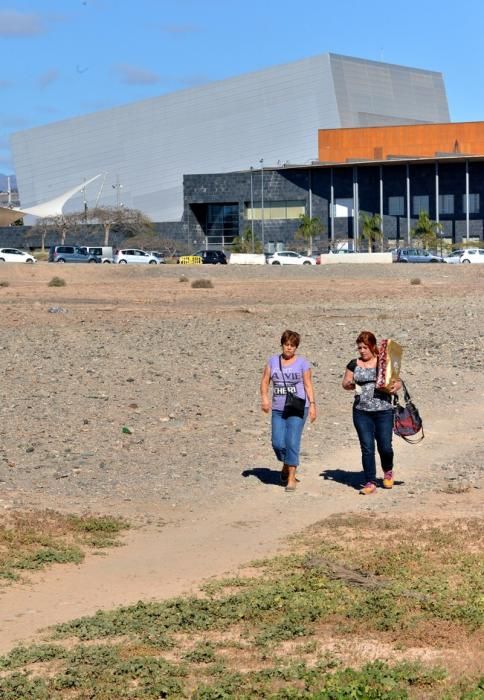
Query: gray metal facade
xmin=11 ymin=53 xmax=449 ymax=223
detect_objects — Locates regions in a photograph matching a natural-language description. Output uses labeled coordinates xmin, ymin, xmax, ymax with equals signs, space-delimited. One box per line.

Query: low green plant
xmin=411 ymin=277 xmax=422 ymax=285
xmin=0 ymin=511 xmax=128 ymax=583
xmin=47 ymin=276 xmax=66 ymax=287
xmin=0 ymin=515 xmax=481 ymax=698
xmin=0 ymin=280 xmax=9 ymax=287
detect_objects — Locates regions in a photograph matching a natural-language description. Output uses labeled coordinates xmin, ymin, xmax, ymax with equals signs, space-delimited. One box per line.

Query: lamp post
xmin=112 ymin=175 xmax=123 ymax=209
xmin=260 ymin=158 xmax=264 ymax=251
xmin=249 ymin=166 xmax=255 ymax=253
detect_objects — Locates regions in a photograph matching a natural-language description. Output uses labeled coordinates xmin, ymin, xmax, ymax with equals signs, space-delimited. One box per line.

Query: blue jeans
xmin=352 ymin=408 xmax=394 ymax=483
xmin=271 ymin=409 xmax=308 ymax=467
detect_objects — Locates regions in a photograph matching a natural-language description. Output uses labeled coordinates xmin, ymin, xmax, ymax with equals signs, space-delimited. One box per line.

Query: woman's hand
xmin=342 ymin=369 xmax=355 ymax=391
xmin=389 ymin=378 xmax=402 ymax=394
xmin=261 ymin=397 xmax=271 ymax=413
xmin=309 ymin=403 xmax=317 ymax=423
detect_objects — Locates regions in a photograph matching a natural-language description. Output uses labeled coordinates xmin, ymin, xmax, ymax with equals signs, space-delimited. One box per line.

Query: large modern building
xmin=11 ymin=53 xmax=449 ymax=225
xmin=183 ymin=120 xmax=484 ymax=252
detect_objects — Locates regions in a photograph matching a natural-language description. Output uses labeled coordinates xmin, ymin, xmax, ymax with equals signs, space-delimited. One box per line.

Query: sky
xmin=2 ymin=0 xmax=484 ymax=176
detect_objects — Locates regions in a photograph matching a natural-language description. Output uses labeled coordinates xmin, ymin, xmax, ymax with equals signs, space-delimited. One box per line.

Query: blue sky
xmin=2 ymin=0 xmax=484 ymax=175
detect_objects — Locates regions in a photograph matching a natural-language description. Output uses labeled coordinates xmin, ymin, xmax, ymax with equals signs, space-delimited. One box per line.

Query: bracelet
xmin=309 ymin=401 xmax=316 ymax=405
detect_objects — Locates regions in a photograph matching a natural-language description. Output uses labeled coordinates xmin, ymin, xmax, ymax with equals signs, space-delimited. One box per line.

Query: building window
xmin=246 ymin=200 xmax=305 ymax=220
xmin=388 ymin=196 xmax=404 ymax=216
xmin=439 ymin=194 xmax=454 ymax=215
xmin=412 ymin=195 xmax=429 ymax=216
xmin=462 ymin=193 xmax=480 ymax=214
xmin=206 ymin=204 xmax=239 ymax=238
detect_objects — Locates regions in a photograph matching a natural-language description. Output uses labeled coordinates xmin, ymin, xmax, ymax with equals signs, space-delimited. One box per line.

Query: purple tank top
xmin=268 ymin=354 xmax=310 ymax=412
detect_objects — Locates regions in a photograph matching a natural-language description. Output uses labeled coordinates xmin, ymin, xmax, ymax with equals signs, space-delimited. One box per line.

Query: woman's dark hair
xmin=281 ymin=329 xmax=301 ymax=347
xmin=356 ymin=330 xmax=378 ymax=356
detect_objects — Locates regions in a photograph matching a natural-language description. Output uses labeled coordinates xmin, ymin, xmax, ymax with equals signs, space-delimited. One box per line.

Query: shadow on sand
xmin=321 ymin=468 xmax=404 ymax=491
xmin=242 ymin=467 xmax=284 ymax=487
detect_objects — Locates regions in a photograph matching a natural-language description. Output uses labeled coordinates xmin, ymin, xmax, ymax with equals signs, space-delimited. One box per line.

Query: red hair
xmin=356 ymin=331 xmax=378 ymax=356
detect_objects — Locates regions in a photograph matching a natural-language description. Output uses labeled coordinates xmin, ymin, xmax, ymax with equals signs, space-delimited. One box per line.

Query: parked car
xmin=114 ymin=249 xmax=159 ymax=264
xmin=194 ymin=250 xmax=228 ymax=264
xmin=460 ymin=248 xmax=484 ymax=263
xmin=443 ymin=249 xmax=465 ymax=264
xmin=148 ymin=250 xmax=166 ymax=263
xmin=266 ymin=251 xmax=316 ymax=265
xmin=48 ymin=245 xmax=100 ymax=263
xmin=0 ymin=247 xmax=36 ymax=263
xmin=392 ymin=248 xmax=445 ymax=263
xmin=79 ymin=246 xmax=114 ymax=263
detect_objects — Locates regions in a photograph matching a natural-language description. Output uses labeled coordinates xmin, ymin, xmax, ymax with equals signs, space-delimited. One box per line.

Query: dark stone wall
xmin=184 ymin=160 xmax=484 ymax=248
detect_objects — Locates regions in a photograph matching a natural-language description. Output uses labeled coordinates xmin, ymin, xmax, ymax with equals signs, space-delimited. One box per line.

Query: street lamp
xmin=112 ymin=175 xmax=123 ymax=208
xmin=260 ymin=158 xmax=264 ymax=251
xmin=249 ymin=166 xmax=255 ymax=253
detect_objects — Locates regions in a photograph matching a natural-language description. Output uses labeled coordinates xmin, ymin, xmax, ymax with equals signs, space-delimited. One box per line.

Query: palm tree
xmin=360 ymin=213 xmax=383 ymax=253
xmin=231 ymin=227 xmax=263 ymax=253
xmin=411 ymin=211 xmax=443 ymax=250
xmin=295 ymin=214 xmax=325 ymax=255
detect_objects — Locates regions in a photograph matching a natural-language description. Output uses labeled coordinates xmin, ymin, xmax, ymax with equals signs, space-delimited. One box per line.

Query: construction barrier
xmin=178 ymin=255 xmax=202 ymax=265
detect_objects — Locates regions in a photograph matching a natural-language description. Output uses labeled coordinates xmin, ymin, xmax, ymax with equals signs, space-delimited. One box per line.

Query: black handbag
xmin=393 ymin=381 xmax=424 ymax=444
xmin=279 ymin=356 xmax=306 ymax=418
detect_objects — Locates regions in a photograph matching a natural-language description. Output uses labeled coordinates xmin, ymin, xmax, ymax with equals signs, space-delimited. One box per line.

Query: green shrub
xmin=48 ymin=276 xmax=66 ymax=287
xmin=191 ymin=278 xmax=213 ymax=289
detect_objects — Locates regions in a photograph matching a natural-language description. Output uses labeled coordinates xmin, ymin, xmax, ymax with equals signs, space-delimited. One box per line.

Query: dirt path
xmin=0 ymin=263 xmax=482 ymax=654
xmin=1 ymin=404 xmax=481 ymax=655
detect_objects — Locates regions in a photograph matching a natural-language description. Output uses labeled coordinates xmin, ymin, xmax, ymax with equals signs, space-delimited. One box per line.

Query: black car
xmin=195 ymin=250 xmax=228 ymax=264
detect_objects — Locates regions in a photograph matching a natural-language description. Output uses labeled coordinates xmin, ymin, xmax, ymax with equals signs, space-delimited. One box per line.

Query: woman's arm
xmin=303 ymin=369 xmax=317 ymax=422
xmin=260 ymin=364 xmax=271 ymax=413
xmin=342 ymin=368 xmax=356 ymax=390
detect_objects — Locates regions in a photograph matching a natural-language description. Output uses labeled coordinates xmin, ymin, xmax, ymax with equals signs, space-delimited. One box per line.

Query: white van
xmin=80 ymin=246 xmax=114 ymax=263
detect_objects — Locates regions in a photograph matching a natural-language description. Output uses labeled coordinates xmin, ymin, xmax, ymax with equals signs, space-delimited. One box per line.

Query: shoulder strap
xmin=401 ymin=380 xmax=411 ymax=403
xmin=278 ymin=355 xmax=288 ymax=391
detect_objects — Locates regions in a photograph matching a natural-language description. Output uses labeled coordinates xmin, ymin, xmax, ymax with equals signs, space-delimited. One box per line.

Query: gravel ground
xmin=0 ymin=262 xmax=482 ymax=516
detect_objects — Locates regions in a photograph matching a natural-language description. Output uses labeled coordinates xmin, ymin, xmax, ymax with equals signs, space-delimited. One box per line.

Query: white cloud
xmin=115 ymin=64 xmax=160 ymax=86
xmin=0 ymin=10 xmax=45 ymax=37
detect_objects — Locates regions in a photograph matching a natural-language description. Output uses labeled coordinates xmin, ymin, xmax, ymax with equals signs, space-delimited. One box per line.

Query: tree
xmin=295 ymin=214 xmax=325 ymax=255
xmin=30 ymin=214 xmax=68 ymax=249
xmin=231 ymin=227 xmax=263 ymax=253
xmin=87 ymin=206 xmax=154 ymax=246
xmin=360 ymin=212 xmax=383 ymax=252
xmin=411 ymin=211 xmax=443 ymax=250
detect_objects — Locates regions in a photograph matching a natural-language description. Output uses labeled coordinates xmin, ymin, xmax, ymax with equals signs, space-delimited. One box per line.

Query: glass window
xmin=439 ymin=194 xmax=454 ymax=215
xmin=462 ymin=193 xmax=480 ymax=214
xmin=206 ymin=204 xmax=239 ymax=237
xmin=286 ymin=201 xmax=306 ymax=219
xmin=388 ymin=196 xmax=404 ymax=216
xmin=412 ymin=195 xmax=429 ymax=216
xmin=245 ymin=201 xmax=305 ymax=220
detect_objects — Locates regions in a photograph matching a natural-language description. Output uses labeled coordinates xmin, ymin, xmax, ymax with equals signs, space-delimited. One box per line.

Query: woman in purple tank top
xmin=260 ymin=329 xmax=317 ymax=491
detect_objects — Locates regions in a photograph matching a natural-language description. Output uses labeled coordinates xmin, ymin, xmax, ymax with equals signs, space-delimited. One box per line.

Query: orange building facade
xmin=318 ymin=121 xmax=484 ymax=163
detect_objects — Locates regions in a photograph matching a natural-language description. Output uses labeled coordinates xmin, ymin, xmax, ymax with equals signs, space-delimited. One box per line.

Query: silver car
xmin=114 ymin=249 xmax=159 ymax=264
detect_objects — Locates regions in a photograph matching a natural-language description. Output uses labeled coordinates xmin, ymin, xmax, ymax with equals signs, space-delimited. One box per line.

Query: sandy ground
xmin=0 ymin=261 xmax=482 ymax=654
